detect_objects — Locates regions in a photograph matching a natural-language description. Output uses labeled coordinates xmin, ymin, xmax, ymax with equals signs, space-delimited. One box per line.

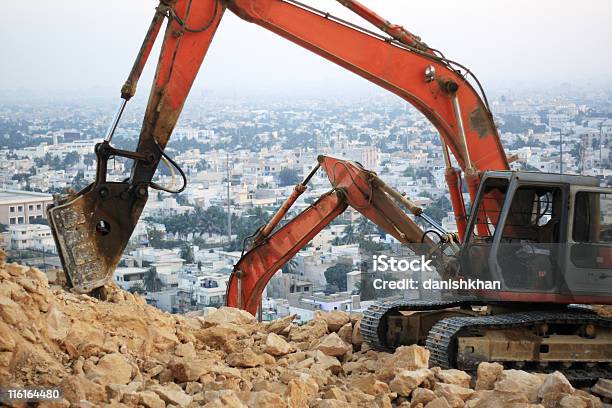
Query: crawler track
xmin=360 ymin=298 xmax=478 ymax=352
xmin=362 ymin=301 xmax=612 ymax=386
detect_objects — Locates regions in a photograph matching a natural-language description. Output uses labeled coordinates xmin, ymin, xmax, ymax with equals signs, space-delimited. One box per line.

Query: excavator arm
xmin=227 ymin=155 xmax=456 ymax=315
xmin=48 ymin=0 xmax=225 ymax=292
xmin=49 ymin=0 xmax=506 ymax=294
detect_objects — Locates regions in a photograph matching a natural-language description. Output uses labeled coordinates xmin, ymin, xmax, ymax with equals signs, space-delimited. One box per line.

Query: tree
xmin=282 ymin=258 xmax=299 ymax=274
xmin=423 ymin=196 xmax=452 ymax=224
xmin=83 ymin=153 xmax=95 ymax=167
xmin=278 ymin=168 xmax=300 ymax=187
xmin=403 ymin=167 xmax=434 ymax=183
xmin=72 ymin=170 xmax=88 ymax=191
xmin=180 ymin=244 xmax=195 ymax=264
xmin=324 ymin=263 xmax=352 ymax=292
xmin=195 ymin=159 xmax=208 ymax=171
xmin=357 ymin=216 xmax=376 ymax=236
xmin=63 ymin=151 xmax=81 ymax=167
xmin=341 ymin=224 xmax=357 ymax=245
xmin=358 ymin=239 xmax=390 ymax=254
xmin=144 ymin=268 xmax=163 ymax=292
xmin=148 ymin=228 xmax=164 ymax=243
xmin=0 ymin=223 xmax=7 ymax=233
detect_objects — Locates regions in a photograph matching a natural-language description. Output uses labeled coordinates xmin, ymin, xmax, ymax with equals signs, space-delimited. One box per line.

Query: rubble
xmin=265 ymin=332 xmax=293 ymax=356
xmin=0 ymin=256 xmax=607 ymax=407
xmin=316 ymin=332 xmax=352 ymax=357
xmin=474 ymin=362 xmax=503 ymax=391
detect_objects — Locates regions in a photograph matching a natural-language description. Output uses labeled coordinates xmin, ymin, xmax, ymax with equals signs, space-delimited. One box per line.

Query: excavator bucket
xmin=47 ymin=182 xmax=147 ymax=293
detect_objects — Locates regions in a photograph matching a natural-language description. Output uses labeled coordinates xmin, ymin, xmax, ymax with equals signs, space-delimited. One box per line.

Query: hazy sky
xmin=2 ymin=0 xmax=612 ymax=98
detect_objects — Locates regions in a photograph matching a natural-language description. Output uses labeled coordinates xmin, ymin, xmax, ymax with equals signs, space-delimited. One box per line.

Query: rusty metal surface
xmin=48 ymin=182 xmax=146 ymax=293
xmin=48 ymin=0 xmax=226 ymax=293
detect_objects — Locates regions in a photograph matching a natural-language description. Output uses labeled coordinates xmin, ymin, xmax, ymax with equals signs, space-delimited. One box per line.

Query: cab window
xmin=571 ymin=191 xmax=612 ymax=270
xmin=573 ymin=192 xmax=612 ymax=243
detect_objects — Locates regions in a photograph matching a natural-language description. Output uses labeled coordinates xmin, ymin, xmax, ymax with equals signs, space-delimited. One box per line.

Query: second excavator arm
xmin=227 ymin=155 xmax=458 ymax=315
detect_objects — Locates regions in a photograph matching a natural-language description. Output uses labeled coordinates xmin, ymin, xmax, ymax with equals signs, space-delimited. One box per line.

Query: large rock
xmin=60 ymin=374 xmax=107 ymax=404
xmin=537 ymin=371 xmax=574 ymax=408
xmin=475 ymin=362 xmax=503 ymax=390
xmin=196 ymin=323 xmax=249 ymax=353
xmin=316 ymin=311 xmax=350 ymax=332
xmin=496 ymin=369 xmax=544 ymax=403
xmin=290 ymin=319 xmax=328 ymax=343
xmin=0 ymin=295 xmax=25 ymax=325
xmin=559 ymin=394 xmax=588 ymax=408
xmin=151 ymin=383 xmax=193 ymax=407
xmin=574 ymin=390 xmax=604 ymax=408
xmin=286 ymin=377 xmax=319 ymax=407
xmin=591 ymin=378 xmax=612 ymax=400
xmin=0 ymin=321 xmax=15 ymax=351
xmin=389 ymin=369 xmax=432 ymax=396
xmin=244 ymin=390 xmax=288 ymax=407
xmin=412 ymin=387 xmax=437 ymax=406
xmin=432 ymin=368 xmax=471 ymax=388
xmin=465 ymin=389 xmax=530 ymax=408
xmin=425 ymin=397 xmax=451 ymax=408
xmin=203 ymin=390 xmax=247 ymax=408
xmin=169 ymin=358 xmax=208 ymax=382
xmin=393 ymin=345 xmax=430 ymax=369
xmin=316 ymin=400 xmax=351 ymax=408
xmin=312 ymin=350 xmax=342 ymax=374
xmin=135 ymin=391 xmax=165 ymax=408
xmin=227 ymin=348 xmax=265 ymax=368
xmin=174 ymin=341 xmax=196 ymax=358
xmin=351 ymin=322 xmax=363 ymax=347
xmin=94 ymin=353 xmax=133 ymax=385
xmin=316 ymin=332 xmax=351 ymax=357
xmin=351 ymin=374 xmax=390 ymax=396
xmin=266 ymin=314 xmax=296 ymax=334
xmin=265 ymin=333 xmax=293 ymax=356
xmin=45 ymin=303 xmax=71 ymax=341
xmin=337 ymin=323 xmax=353 ymax=344
xmin=434 ymin=382 xmax=474 ymax=408
xmin=377 ymin=345 xmax=430 ymax=382
xmin=324 ymin=387 xmax=348 ymax=401
xmin=349 ymin=312 xmax=363 ymax=325
xmin=201 ymin=306 xmax=256 ymax=326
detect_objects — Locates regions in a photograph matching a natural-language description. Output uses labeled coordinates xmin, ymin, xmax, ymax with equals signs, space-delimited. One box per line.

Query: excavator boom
xmin=50 ymin=0 xmax=502 ymax=293
xmin=227 ymin=155 xmax=451 ymax=314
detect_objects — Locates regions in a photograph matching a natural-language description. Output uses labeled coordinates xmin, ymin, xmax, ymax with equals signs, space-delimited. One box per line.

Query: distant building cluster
xmin=1 ymin=88 xmax=611 ymax=319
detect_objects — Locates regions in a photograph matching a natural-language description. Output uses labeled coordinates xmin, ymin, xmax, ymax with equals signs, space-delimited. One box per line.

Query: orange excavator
xmin=48 ymin=0 xmax=612 ymax=382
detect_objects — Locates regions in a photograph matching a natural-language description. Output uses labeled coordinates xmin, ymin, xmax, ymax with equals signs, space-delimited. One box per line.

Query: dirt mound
xmin=0 ymin=255 xmax=606 ymax=407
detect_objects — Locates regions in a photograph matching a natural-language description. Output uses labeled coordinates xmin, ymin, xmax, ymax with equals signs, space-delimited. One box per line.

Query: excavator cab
xmin=461 ymin=170 xmax=612 ymax=304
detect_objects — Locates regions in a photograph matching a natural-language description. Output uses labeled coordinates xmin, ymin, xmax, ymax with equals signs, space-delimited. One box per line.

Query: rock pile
xmin=0 ymin=255 xmax=607 ymax=407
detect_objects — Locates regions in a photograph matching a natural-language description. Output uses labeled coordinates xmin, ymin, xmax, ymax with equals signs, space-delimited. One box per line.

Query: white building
xmin=346 ymin=270 xmax=361 ymax=293
xmin=114 ymin=267 xmax=147 ymax=291
xmin=9 ymin=224 xmax=55 ymax=253
xmin=193 ymin=273 xmax=229 ymax=307
xmin=289 ymin=292 xmax=360 ymax=322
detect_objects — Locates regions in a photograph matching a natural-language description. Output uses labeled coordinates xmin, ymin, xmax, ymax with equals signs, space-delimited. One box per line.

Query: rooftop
xmin=8 ymin=224 xmax=51 ymax=232
xmin=0 ymin=189 xmax=52 ymax=204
